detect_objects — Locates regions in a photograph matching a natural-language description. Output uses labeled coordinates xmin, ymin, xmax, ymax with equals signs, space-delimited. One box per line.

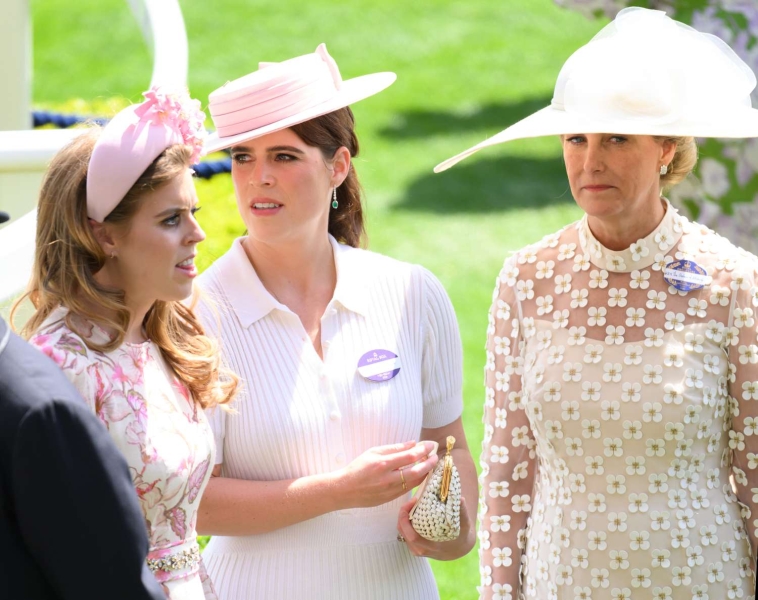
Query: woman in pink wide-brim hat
xmin=194 ymin=44 xmax=478 ymax=599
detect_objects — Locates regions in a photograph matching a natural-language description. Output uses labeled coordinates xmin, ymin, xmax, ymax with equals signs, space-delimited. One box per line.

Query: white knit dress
xmin=197 ymin=236 xmax=464 ymax=600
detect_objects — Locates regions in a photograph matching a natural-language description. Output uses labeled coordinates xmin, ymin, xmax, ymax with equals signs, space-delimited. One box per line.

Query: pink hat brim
xmin=202 ymin=72 xmax=396 ymax=155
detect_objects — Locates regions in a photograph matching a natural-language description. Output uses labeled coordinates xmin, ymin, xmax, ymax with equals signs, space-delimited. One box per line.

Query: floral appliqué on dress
xmin=480 ymin=200 xmax=756 ymax=600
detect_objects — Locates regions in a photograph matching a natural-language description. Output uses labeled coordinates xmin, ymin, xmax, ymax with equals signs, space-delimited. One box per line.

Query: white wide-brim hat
xmin=203 ymin=44 xmax=395 ymax=155
xmin=435 ymin=7 xmax=758 ymax=173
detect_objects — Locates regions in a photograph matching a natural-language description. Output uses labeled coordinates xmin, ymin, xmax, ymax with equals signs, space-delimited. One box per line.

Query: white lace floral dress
xmin=480 ymin=200 xmax=757 ymax=600
xmin=30 ymin=307 xmax=217 ymax=600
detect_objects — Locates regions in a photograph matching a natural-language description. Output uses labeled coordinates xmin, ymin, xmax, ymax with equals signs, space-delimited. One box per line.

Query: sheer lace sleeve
xmin=727 ymin=262 xmax=758 ymax=575
xmin=479 ymin=256 xmax=537 ymax=600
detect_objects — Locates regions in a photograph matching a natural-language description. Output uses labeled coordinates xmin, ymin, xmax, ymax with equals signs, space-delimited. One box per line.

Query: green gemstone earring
xmin=331 ymin=187 xmax=339 ymax=209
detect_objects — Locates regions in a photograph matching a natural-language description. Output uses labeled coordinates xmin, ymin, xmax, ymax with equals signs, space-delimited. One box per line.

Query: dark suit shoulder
xmin=0 ymin=330 xmax=90 ymax=437
xmin=0 ymin=328 xmax=165 ymax=600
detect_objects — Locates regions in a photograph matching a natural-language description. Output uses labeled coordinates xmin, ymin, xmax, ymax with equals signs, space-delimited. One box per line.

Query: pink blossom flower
xmin=134 ymin=86 xmax=207 ymax=164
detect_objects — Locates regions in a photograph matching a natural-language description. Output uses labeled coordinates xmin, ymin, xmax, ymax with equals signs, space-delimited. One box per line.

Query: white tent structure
xmin=0 ymin=0 xmax=189 ymax=303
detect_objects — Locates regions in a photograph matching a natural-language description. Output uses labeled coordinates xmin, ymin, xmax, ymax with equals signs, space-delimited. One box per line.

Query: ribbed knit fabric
xmin=196 ymin=236 xmax=463 ymax=600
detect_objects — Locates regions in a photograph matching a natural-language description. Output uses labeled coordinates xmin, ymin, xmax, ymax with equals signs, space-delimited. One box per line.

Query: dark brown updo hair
xmin=291 ymin=107 xmax=365 ymax=248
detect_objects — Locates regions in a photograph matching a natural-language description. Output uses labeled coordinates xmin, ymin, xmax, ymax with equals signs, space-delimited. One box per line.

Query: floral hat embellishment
xmin=87 ymin=85 xmax=208 ymax=222
xmin=134 ymin=87 xmax=207 ymax=164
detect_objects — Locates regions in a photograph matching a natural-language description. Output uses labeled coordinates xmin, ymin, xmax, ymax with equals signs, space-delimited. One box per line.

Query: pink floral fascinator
xmin=86 ymin=86 xmax=206 ymax=223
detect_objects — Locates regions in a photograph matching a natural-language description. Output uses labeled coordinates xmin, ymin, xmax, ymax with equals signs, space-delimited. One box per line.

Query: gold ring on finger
xmin=400 ymin=468 xmax=407 ymax=491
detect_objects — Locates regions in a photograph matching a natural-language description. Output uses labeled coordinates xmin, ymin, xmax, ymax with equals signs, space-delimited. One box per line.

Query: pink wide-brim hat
xmin=203 ymin=43 xmax=396 ymax=155
xmin=87 ymin=87 xmax=206 ymax=222
xmin=434 ymin=7 xmax=758 ymax=173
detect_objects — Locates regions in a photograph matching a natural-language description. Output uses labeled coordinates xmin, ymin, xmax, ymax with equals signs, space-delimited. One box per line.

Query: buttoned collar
xmin=577 ymin=197 xmax=685 ymax=273
xmin=210 ymin=235 xmax=368 ymax=329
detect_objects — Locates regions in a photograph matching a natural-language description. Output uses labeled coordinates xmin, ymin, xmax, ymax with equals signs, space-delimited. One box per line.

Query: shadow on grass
xmin=379 ymin=97 xmax=552 ymax=140
xmin=393 ymin=155 xmax=573 ymax=214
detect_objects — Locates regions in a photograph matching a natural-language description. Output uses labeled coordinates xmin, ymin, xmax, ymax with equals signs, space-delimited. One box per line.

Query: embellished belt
xmin=146 ymin=542 xmax=200 ymax=575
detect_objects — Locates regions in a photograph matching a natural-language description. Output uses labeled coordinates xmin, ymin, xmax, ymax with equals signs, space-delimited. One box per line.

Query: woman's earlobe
xmin=663 ymin=140 xmax=677 ymax=164
xmin=332 ymin=146 xmax=352 ymax=182
xmin=89 ymin=219 xmax=117 ymax=256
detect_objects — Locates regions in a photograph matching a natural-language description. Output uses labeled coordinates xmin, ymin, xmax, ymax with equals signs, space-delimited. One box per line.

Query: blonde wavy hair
xmin=13 ymin=127 xmax=237 ymax=410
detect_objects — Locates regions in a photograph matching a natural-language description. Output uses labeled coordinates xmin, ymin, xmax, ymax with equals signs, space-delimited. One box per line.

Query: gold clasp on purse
xmin=440 ymin=436 xmax=456 ymax=503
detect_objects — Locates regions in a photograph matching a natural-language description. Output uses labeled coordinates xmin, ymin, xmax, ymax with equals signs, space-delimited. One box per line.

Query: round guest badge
xmin=357 ymin=349 xmax=401 ymax=382
xmin=663 ymin=259 xmax=710 ymax=292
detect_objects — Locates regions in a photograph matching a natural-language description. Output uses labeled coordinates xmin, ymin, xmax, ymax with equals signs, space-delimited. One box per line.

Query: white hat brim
xmin=203 ymin=72 xmax=396 ymax=155
xmin=434 ymin=104 xmax=758 ymax=173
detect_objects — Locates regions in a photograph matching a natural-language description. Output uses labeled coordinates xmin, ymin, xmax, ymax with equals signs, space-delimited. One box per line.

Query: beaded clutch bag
xmin=408 ymin=436 xmax=461 ymax=542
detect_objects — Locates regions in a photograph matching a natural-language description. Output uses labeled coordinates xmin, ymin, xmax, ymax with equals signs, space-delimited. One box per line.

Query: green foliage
xmin=659 ymin=0 xmax=711 ymax=24
xmin=31 ymin=0 xmax=600 ymax=596
xmin=696 ymin=137 xmax=758 ymax=214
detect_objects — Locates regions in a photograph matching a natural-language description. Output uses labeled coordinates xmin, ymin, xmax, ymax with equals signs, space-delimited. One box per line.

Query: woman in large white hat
xmin=195 ymin=44 xmax=478 ymax=599
xmin=435 ymin=8 xmax=758 ymax=600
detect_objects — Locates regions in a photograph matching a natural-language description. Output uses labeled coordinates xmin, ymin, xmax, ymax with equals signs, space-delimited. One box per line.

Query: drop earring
xmin=331 ymin=187 xmax=339 ymax=209
xmin=659 ymin=164 xmax=668 ymax=176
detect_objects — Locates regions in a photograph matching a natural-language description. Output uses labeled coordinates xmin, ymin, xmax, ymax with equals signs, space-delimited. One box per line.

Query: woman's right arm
xmin=479 ymin=259 xmax=536 ymax=600
xmin=196 ymin=440 xmax=438 ymax=535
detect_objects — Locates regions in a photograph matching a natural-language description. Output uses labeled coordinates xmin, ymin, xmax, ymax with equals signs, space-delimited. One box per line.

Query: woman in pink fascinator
xmin=194 ymin=44 xmax=477 ymax=599
xmin=15 ymin=87 xmax=238 ymax=600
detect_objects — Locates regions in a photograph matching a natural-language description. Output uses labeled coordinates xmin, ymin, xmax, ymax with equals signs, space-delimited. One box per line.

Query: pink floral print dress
xmin=30 ymin=307 xmax=217 ymax=600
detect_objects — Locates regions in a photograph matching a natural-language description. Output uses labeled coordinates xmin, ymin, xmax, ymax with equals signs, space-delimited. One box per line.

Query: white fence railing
xmin=0 ymin=0 xmax=189 ymax=303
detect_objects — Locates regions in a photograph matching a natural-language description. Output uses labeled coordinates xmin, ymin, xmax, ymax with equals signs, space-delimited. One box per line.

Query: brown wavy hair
xmin=13 ymin=127 xmax=237 ymax=409
xmin=291 ymin=107 xmax=366 ymax=248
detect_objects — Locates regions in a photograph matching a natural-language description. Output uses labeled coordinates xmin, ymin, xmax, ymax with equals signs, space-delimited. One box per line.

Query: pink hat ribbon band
xmin=209 ymin=61 xmax=324 ymax=116
xmin=208 ymin=44 xmax=344 ymax=139
xmin=214 ymin=93 xmax=335 ymax=138
xmin=212 ymin=79 xmax=337 ymax=135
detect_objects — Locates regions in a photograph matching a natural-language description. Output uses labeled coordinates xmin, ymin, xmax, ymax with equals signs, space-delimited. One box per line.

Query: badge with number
xmin=357 ymin=349 xmax=401 ymax=382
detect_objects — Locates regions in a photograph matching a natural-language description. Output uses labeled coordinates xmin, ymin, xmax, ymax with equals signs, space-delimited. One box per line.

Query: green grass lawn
xmin=30 ymin=0 xmax=605 ymax=597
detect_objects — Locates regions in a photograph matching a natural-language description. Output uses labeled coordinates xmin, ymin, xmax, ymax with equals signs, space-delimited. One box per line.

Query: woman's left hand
xmin=395 ymin=496 xmax=476 ymax=561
